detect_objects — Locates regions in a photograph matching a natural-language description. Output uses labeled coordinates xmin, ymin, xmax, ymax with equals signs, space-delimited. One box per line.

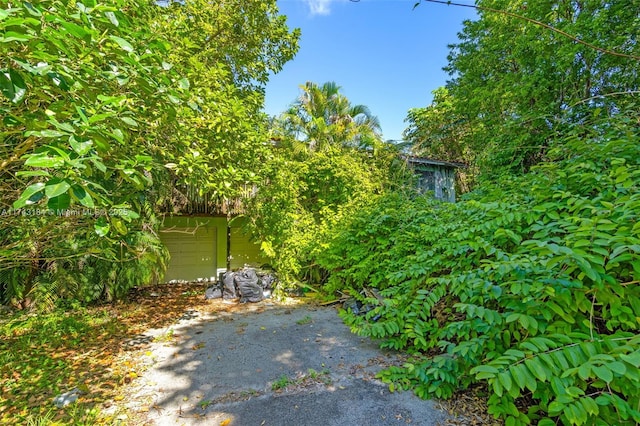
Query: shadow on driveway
xmin=117 ymin=302 xmax=450 ymax=426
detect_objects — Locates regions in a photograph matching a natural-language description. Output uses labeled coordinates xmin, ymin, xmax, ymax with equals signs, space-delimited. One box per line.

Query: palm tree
xmin=278 ymin=81 xmax=383 ymax=152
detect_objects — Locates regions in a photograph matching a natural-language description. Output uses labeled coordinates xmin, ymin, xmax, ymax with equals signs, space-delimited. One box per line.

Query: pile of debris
xmin=205 ymin=267 xmax=278 ymax=303
xmin=341 ymin=287 xmax=383 ymax=321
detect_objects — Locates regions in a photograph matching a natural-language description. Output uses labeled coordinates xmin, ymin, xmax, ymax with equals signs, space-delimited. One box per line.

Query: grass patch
xmin=270 ymin=368 xmax=332 ymax=392
xmin=271 ymin=374 xmax=293 ymax=391
xmin=295 ymin=315 xmax=313 ymax=325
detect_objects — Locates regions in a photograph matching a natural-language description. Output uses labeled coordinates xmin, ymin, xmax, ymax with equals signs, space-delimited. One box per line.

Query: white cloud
xmin=305 ymin=0 xmax=334 ymax=16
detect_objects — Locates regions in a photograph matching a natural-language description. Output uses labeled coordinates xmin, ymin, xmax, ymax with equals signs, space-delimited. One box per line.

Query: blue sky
xmin=263 ymin=0 xmax=477 ymax=142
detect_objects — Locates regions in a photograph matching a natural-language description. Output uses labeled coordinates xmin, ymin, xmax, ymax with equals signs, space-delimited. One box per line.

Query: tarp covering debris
xmin=205 ymin=267 xmax=278 ymax=302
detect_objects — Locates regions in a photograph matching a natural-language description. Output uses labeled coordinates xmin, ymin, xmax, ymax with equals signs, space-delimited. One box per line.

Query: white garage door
xmin=160 ymin=226 xmax=217 ymax=282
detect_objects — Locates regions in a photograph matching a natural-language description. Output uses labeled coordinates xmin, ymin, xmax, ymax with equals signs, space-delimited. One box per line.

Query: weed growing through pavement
xmin=296 ymin=315 xmax=313 ymax=325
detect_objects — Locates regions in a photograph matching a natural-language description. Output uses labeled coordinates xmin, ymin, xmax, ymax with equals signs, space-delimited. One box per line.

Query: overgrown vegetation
xmin=246 ymin=82 xmax=409 ymax=286
xmin=1 ymin=0 xmax=298 ymax=308
xmin=316 ymin=2 xmax=640 ymax=423
xmin=319 ymin=113 xmax=640 ymax=424
xmin=0 ymin=282 xmax=216 ymax=424
xmin=406 ymin=0 xmax=640 ymax=178
xmin=2 ymin=0 xmax=639 ymax=424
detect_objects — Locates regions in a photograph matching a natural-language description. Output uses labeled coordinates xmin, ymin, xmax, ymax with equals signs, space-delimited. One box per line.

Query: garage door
xmin=160 ymin=226 xmax=217 ymax=282
xmin=229 ymin=227 xmax=266 ymax=269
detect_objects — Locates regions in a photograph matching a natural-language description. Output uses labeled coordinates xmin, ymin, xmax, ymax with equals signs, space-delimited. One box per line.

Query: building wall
xmin=414 ymin=164 xmax=456 ymax=202
xmin=229 ymin=226 xmax=268 ymax=269
xmin=158 ymin=216 xmax=266 ymax=283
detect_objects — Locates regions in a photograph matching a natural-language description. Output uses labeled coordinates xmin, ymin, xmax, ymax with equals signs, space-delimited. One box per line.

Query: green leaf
xmin=46 ymin=72 xmax=70 ymax=91
xmin=96 ymin=94 xmax=126 ymax=105
xmin=512 ymin=364 xmax=531 ymax=390
xmin=111 ymin=217 xmax=128 ymax=235
xmin=492 ymin=375 xmax=504 ymax=397
xmin=24 ymin=152 xmax=64 ymax=168
xmin=620 ymin=351 xmax=640 ymax=368
xmin=608 ymin=361 xmax=626 ymax=376
xmin=548 ymin=401 xmax=565 ymax=415
xmin=0 ymin=69 xmax=27 ymax=103
xmin=489 ymin=285 xmax=502 ymax=298
xmin=44 ymin=178 xmax=71 ymax=198
xmin=69 ymin=136 xmax=93 ymax=155
xmin=16 ymin=170 xmax=51 ymax=178
xmin=498 ymin=371 xmax=513 ymax=392
xmin=22 ymin=2 xmax=42 ymax=17
xmin=178 ymin=77 xmax=190 ymax=89
xmin=90 ymin=157 xmax=107 ymax=173
xmin=578 ymin=364 xmax=591 ymax=380
xmin=109 ymin=35 xmax=134 ymax=52
xmin=580 ymin=397 xmax=600 ymax=416
xmin=592 ymin=365 xmax=613 ymax=383
xmin=120 ymin=116 xmax=138 ymax=127
xmin=47 ymin=192 xmax=70 ymax=210
xmin=134 ymin=155 xmax=152 ymax=163
xmin=13 ymin=182 xmax=45 ymax=209
xmin=59 ymin=21 xmax=91 ymax=40
xmin=0 ymin=31 xmax=33 ymax=42
xmin=75 ymin=105 xmax=89 ymax=124
xmin=471 ymin=365 xmax=499 ymax=380
xmin=25 ymin=129 xmax=67 ymax=138
xmin=104 ymin=11 xmax=119 ymax=26
xmin=113 ymin=208 xmax=139 ymax=222
xmin=110 ymin=128 xmax=125 ymax=143
xmin=94 ymin=217 xmax=110 ymax=237
xmin=71 ymin=185 xmax=94 ymax=208
xmin=525 ymin=358 xmax=547 ymax=381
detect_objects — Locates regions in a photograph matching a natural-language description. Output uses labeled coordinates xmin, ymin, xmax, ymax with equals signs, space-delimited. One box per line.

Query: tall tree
xmin=278 ymin=81 xmax=383 ymax=153
xmin=150 ymin=0 xmax=300 ymax=199
xmin=418 ymin=0 xmax=640 ymax=177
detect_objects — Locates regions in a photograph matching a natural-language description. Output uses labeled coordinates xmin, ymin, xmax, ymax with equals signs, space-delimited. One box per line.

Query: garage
xmin=159 ymin=225 xmax=217 ymax=282
xmin=229 ymin=226 xmax=267 ymax=269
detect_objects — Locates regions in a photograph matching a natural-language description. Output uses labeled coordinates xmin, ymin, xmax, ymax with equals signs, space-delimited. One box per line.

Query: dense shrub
xmin=319 ymin=128 xmax=640 ymax=425
xmin=0 ymin=0 xmax=298 ymax=308
xmin=246 ymin=144 xmax=405 ymax=287
xmin=0 ymin=207 xmax=168 ymax=309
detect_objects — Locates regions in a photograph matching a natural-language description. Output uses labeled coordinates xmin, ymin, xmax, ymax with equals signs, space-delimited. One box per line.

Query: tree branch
xmin=419 ymin=0 xmax=640 ymax=61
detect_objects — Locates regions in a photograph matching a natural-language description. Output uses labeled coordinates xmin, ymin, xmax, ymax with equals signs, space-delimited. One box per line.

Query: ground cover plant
xmin=319 ymin=120 xmax=640 ymax=425
xmin=0 ymin=282 xmax=221 ymax=425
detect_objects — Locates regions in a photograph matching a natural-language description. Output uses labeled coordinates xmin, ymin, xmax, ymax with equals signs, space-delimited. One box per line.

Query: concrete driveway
xmin=115 ymin=301 xmax=451 ymax=426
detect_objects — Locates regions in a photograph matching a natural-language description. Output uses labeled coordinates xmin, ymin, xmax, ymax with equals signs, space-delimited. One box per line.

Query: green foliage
xmin=319 ymin=118 xmax=640 ymax=424
xmin=0 ymin=0 xmax=183 ymax=307
xmin=152 ymin=0 xmax=299 ymax=198
xmin=246 ymin=82 xmax=410 ymax=286
xmin=403 ymin=87 xmax=477 ymax=192
xmin=2 ymin=0 xmax=180 ymax=212
xmin=0 ymin=210 xmax=168 ymax=308
xmin=271 ymin=374 xmax=293 ymax=391
xmin=0 ymin=305 xmax=117 ymax=424
xmin=412 ymin=0 xmax=640 ymax=178
xmin=0 ymin=0 xmax=299 ymax=308
xmin=277 ymin=81 xmax=384 ymax=153
xmin=247 ymin=145 xmax=402 ymax=286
